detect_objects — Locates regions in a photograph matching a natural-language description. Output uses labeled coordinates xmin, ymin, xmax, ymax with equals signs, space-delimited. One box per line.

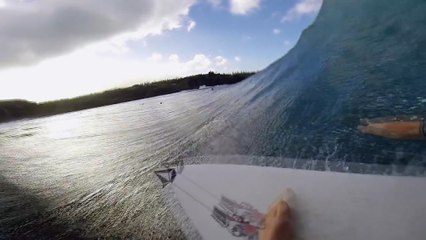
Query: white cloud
xmin=187 ymin=54 xmax=213 ymax=72
xmin=282 ymin=0 xmax=322 ymax=22
xmin=187 ymin=20 xmax=196 ymax=32
xmin=148 ymin=53 xmax=163 ymax=61
xmin=168 ymin=54 xmax=179 ymax=62
xmin=142 ymin=40 xmax=148 ymax=47
xmin=0 ymin=0 xmax=6 ymax=8
xmin=0 ymin=50 xmax=230 ymax=102
xmin=273 ymin=28 xmax=281 ymax=34
xmin=234 ymin=56 xmax=241 ymax=62
xmin=230 ymin=0 xmax=260 ymax=15
xmin=284 ymin=40 xmax=291 ymax=47
xmin=214 ymin=56 xmax=227 ymax=66
xmin=0 ymin=0 xmax=196 ymax=68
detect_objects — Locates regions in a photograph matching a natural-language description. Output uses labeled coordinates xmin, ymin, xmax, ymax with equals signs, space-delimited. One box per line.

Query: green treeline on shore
xmin=0 ymin=71 xmax=255 ymax=123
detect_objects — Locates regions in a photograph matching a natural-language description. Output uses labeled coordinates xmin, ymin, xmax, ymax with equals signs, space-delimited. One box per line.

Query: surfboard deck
xmin=168 ymin=164 xmax=426 ymax=240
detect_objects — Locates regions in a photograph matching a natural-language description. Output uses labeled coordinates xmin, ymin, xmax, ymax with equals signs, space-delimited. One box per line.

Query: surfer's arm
xmin=358 ymin=119 xmax=426 ymax=140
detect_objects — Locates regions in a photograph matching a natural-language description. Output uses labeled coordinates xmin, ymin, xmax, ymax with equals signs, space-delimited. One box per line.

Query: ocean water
xmin=1 ymin=0 xmax=426 ymax=239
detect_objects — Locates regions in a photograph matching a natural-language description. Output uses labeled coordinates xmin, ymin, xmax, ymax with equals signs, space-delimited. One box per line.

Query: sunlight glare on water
xmin=45 ymin=116 xmax=83 ymax=139
xmin=0 ymin=90 xmax=231 ymax=239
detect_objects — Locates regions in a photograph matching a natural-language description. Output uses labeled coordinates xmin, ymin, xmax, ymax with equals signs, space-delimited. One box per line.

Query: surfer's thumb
xmin=281 ymin=188 xmax=296 ymax=209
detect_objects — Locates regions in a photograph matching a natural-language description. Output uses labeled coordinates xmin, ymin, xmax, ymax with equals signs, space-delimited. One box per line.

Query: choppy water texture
xmin=1 ymin=0 xmax=426 ymax=238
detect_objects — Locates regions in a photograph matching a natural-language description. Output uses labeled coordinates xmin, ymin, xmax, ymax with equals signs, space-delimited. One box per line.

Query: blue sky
xmin=0 ymin=0 xmax=321 ymax=102
xmin=139 ymin=0 xmax=320 ymax=71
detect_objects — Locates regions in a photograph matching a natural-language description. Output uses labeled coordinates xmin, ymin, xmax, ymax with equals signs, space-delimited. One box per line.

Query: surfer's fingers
xmin=275 ymin=201 xmax=291 ymax=220
xmin=358 ymin=123 xmax=381 ymax=134
xmin=358 ymin=122 xmax=375 ymax=133
xmin=259 ymin=216 xmax=266 ymax=228
xmin=357 ymin=125 xmax=366 ymax=132
xmin=261 ymin=190 xmax=295 ymax=240
xmin=269 ymin=188 xmax=295 ymax=210
xmin=276 ymin=188 xmax=294 ymax=216
xmin=268 ymin=200 xmax=290 ymax=222
xmin=282 ymin=188 xmax=295 ymax=208
xmin=359 ymin=119 xmax=376 ymax=134
xmin=360 ymin=118 xmax=370 ymax=126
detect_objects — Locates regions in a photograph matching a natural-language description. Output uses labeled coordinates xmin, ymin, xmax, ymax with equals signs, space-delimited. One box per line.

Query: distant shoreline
xmin=0 ymin=72 xmax=255 ymax=123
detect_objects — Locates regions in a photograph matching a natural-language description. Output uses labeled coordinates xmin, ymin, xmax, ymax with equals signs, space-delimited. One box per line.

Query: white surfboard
xmin=160 ymin=164 xmax=426 ymax=240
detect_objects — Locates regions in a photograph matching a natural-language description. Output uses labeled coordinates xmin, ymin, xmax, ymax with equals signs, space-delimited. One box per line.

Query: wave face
xmin=202 ymin=0 xmax=426 ymax=166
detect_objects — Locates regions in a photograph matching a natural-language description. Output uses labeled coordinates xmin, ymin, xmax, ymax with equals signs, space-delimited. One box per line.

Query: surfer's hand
xmin=358 ymin=119 xmax=424 ymax=140
xmin=260 ymin=191 xmax=293 ymax=240
xmin=358 ymin=119 xmax=389 ymax=137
